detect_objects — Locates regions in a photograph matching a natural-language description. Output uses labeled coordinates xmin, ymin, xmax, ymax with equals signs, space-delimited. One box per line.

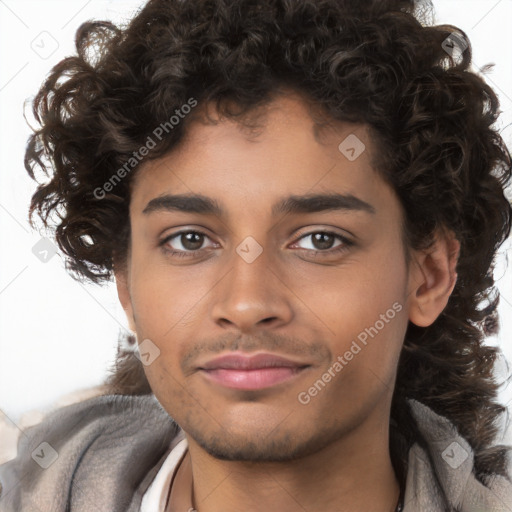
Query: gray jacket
xmin=0 ymin=394 xmax=510 ymax=511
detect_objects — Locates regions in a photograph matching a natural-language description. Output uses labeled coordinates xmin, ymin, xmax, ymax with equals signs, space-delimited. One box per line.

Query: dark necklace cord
xmin=395 ymin=480 xmax=405 ymax=512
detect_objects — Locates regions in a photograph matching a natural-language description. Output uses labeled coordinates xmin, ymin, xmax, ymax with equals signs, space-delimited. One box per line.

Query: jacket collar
xmin=402 ymin=399 xmax=512 ymax=511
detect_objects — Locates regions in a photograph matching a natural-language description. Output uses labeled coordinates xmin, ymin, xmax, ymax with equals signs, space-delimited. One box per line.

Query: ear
xmin=407 ymin=229 xmax=460 ymax=327
xmin=113 ymin=261 xmax=137 ymax=334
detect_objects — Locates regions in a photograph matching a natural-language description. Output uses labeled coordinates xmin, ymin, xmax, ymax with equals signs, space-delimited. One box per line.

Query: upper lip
xmin=198 ymin=352 xmax=311 ymax=371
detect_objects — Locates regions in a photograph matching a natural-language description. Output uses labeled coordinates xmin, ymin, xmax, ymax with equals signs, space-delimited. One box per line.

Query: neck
xmin=182 ymin=416 xmax=400 ymax=512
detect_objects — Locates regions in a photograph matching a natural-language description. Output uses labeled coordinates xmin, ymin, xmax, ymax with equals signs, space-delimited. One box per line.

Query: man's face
xmin=117 ymin=94 xmax=417 ymax=461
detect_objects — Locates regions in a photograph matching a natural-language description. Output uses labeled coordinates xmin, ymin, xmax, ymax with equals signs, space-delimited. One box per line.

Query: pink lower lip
xmin=200 ymin=367 xmax=307 ymax=390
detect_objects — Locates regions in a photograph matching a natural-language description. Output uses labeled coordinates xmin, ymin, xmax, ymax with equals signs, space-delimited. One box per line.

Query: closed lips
xmin=198 ymin=353 xmax=311 ymax=371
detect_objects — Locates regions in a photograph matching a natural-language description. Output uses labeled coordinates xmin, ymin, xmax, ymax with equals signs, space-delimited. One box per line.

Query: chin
xmin=185 ymin=421 xmax=343 ymax=462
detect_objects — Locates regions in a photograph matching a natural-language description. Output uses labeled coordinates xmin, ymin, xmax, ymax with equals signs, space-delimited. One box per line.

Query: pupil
xmin=313 ymin=233 xmax=334 ymax=250
xmin=182 ymin=232 xmax=203 ymax=250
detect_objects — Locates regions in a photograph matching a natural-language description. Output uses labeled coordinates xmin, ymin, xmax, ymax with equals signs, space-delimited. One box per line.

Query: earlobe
xmin=408 ymin=230 xmax=460 ymax=327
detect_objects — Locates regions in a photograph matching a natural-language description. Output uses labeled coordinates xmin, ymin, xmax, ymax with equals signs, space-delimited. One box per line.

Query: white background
xmin=0 ymin=0 xmax=511 ymax=442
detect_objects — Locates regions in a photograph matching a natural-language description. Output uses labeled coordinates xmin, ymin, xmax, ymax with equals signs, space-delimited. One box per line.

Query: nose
xmin=210 ymin=242 xmax=294 ymax=332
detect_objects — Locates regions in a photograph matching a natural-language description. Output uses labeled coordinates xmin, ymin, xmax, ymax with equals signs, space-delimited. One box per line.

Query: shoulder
xmin=0 ymin=394 xmax=180 ymax=512
xmin=404 ymin=399 xmax=512 ymax=511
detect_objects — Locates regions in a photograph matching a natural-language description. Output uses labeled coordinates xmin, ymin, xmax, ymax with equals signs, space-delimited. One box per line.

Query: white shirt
xmin=140 ymin=437 xmax=189 ymax=512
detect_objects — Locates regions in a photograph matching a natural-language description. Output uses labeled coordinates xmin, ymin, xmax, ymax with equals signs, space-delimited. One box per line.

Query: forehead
xmin=129 ymin=94 xmax=395 ymax=220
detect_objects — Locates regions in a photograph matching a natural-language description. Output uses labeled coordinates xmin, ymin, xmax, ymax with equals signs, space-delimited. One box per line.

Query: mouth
xmin=197 ymin=352 xmax=312 ymax=390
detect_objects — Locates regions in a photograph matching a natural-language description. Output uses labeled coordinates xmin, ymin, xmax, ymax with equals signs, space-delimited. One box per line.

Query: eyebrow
xmin=142 ymin=192 xmax=376 ymax=217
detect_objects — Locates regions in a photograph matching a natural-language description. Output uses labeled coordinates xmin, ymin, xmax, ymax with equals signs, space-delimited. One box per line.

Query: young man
xmin=1 ymin=0 xmax=511 ymax=510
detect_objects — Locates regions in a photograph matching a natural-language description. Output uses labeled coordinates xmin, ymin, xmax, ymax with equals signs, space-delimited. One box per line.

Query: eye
xmin=290 ymin=230 xmax=354 ymax=257
xmin=160 ymin=230 xmax=217 ymax=257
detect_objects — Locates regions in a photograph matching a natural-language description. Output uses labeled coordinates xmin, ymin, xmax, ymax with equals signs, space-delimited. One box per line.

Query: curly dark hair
xmin=25 ymin=0 xmax=512 ymax=483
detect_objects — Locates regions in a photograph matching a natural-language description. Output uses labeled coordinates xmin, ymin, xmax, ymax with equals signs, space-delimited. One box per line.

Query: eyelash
xmin=158 ymin=229 xmax=354 ymax=260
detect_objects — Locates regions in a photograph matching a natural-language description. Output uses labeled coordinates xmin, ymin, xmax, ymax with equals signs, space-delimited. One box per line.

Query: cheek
xmin=313 ymin=247 xmax=408 ymax=378
xmin=142 ymin=357 xmax=196 ymax=421
xmin=309 ymin=303 xmax=407 ymax=419
xmin=304 ymin=246 xmax=407 ymax=334
xmin=128 ymin=255 xmax=210 ymax=338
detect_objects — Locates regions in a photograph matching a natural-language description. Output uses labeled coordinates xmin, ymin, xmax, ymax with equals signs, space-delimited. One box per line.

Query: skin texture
xmin=115 ymin=93 xmax=459 ymax=512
